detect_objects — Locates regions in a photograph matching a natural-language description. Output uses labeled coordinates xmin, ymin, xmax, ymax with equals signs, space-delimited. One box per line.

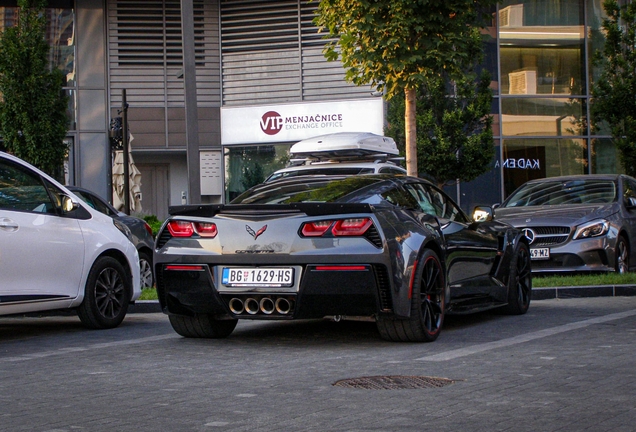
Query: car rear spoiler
xmin=168 ymin=203 xmax=375 ymax=218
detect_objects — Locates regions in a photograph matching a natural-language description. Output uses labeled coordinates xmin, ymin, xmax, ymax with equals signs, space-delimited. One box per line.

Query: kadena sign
xmin=221 ymin=99 xmax=384 ymax=145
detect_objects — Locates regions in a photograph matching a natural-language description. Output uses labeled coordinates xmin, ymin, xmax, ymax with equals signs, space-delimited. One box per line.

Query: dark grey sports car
xmin=476 ymin=174 xmax=636 ymax=274
xmin=154 ymin=175 xmax=531 ymax=342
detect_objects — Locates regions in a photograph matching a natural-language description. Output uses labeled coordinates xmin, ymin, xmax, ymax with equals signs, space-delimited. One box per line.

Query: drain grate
xmin=333 ymin=375 xmax=456 ymax=390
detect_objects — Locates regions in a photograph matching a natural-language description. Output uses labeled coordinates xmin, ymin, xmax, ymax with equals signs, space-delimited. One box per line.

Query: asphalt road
xmin=1 ymin=296 xmax=636 ymax=432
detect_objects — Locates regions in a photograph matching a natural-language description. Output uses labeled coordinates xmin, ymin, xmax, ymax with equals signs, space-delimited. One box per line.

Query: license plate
xmin=530 ymin=248 xmax=550 ymax=260
xmin=222 ymin=267 xmax=294 ymax=287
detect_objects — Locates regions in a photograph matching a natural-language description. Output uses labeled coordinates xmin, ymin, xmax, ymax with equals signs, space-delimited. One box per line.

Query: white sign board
xmin=221 ymin=98 xmax=385 ymax=145
xmin=200 ymin=151 xmax=222 ymax=196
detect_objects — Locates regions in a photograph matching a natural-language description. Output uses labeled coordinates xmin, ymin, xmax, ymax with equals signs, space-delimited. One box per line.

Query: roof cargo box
xmin=290 ymin=132 xmax=399 ymax=160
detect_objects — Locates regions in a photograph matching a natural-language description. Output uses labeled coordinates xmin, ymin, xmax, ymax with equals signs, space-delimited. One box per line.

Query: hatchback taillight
xmin=300 ymin=218 xmax=373 ymax=237
xmin=166 ymin=220 xmax=217 ymax=238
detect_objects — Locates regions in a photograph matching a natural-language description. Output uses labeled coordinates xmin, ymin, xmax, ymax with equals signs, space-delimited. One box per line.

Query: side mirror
xmin=472 ymin=205 xmax=493 ymax=222
xmin=61 ymin=195 xmax=79 ymax=213
xmin=626 ymin=197 xmax=636 ymax=209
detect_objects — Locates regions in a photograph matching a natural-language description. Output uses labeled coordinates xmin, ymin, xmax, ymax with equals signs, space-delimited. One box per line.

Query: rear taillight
xmin=167 ymin=220 xmax=195 ymax=237
xmin=300 ymin=218 xmax=373 ymax=237
xmin=332 ymin=218 xmax=373 ymax=236
xmin=301 ymin=220 xmax=332 ymax=237
xmin=194 ymin=222 xmax=218 ymax=237
xmin=166 ymin=220 xmax=217 ymax=238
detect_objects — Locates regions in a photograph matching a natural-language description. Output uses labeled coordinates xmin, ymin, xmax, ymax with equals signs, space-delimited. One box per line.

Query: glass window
xmin=622 ymin=177 xmax=636 ymax=203
xmin=591 ymin=138 xmax=624 ymax=174
xmin=404 ymin=184 xmax=437 ymax=215
xmin=425 ymin=185 xmax=467 ymax=222
xmin=459 ymin=143 xmax=503 ymax=209
xmin=499 ymin=0 xmax=585 ymax=95
xmin=225 ymin=144 xmax=292 ymax=201
xmin=501 ymin=97 xmax=586 ymax=136
xmin=231 ymin=176 xmax=382 ymax=205
xmin=0 ymin=6 xmax=75 ymax=85
xmin=501 ymin=138 xmax=588 ymax=196
xmin=381 ymin=187 xmax=420 ymax=209
xmin=0 ymin=159 xmax=53 ymax=213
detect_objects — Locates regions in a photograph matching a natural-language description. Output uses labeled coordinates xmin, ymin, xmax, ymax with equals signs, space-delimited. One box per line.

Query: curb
xmin=128 ymin=285 xmax=636 ymax=314
xmin=532 ymin=284 xmax=636 ymax=300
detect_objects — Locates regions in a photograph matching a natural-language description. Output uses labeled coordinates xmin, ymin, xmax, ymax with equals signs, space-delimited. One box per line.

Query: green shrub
xmin=142 ymin=214 xmax=163 ymax=237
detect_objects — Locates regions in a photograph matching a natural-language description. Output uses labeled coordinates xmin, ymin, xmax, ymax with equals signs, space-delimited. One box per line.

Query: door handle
xmin=0 ymin=217 xmax=19 ymax=231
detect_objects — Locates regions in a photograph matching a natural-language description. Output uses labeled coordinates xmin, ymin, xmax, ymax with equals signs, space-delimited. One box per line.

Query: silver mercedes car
xmin=474 ymin=174 xmax=636 ymax=274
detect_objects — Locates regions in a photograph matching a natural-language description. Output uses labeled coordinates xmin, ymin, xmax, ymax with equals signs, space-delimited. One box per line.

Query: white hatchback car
xmin=265 ymin=132 xmax=406 ymax=182
xmin=0 ymin=151 xmax=141 ymax=329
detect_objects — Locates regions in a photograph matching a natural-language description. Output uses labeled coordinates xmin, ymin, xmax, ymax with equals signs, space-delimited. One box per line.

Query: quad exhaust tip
xmin=228 ymin=296 xmax=293 ymax=316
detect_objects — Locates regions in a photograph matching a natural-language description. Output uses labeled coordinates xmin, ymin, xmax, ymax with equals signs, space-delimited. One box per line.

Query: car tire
xmin=376 ymin=249 xmax=445 ymax=342
xmin=139 ymin=251 xmax=154 ymax=288
xmin=77 ymin=256 xmax=130 ymax=329
xmin=500 ymin=241 xmax=532 ymax=315
xmin=169 ymin=314 xmax=238 ymax=338
xmin=616 ymin=235 xmax=629 ymax=274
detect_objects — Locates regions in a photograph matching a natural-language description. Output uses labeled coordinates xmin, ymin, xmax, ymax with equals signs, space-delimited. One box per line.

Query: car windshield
xmin=504 ymin=179 xmax=617 ymax=207
xmin=232 ymin=176 xmax=382 ymax=204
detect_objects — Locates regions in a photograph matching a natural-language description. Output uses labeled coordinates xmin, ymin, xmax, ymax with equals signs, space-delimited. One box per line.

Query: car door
xmin=0 ymin=158 xmax=85 ymax=303
xmin=621 ymin=176 xmax=636 ymax=267
xmin=405 ymin=182 xmax=499 ymax=299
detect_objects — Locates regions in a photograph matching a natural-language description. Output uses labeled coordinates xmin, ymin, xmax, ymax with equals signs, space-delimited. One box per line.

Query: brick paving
xmin=1 ymin=296 xmax=635 ymax=431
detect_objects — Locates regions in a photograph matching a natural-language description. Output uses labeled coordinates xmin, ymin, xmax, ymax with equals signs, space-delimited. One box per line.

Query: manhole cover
xmin=333 ymin=375 xmax=456 ymax=390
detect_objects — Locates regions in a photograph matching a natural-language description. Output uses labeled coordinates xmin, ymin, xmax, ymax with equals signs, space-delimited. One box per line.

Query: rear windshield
xmin=232 ymin=176 xmax=382 ymax=204
xmin=504 ymin=180 xmax=617 ymax=207
xmin=266 ymin=167 xmax=374 ymax=182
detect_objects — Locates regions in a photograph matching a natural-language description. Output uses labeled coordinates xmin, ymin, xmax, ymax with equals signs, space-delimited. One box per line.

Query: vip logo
xmin=246 ymin=224 xmax=267 ymax=240
xmin=260 ymin=111 xmax=283 ymax=135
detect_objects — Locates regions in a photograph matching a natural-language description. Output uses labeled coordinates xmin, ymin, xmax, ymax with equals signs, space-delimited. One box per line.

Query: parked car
xmin=265 ymin=132 xmax=406 ymax=182
xmin=0 ymin=151 xmax=141 ymax=328
xmin=67 ymin=186 xmax=154 ymax=288
xmin=155 ymin=174 xmax=530 ymax=342
xmin=474 ymin=174 xmax=636 ymax=274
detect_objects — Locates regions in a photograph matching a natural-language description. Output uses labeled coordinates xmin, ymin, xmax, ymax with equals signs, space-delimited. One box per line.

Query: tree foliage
xmin=314 ymin=0 xmax=497 ymax=178
xmin=385 ymin=70 xmax=494 ymax=187
xmin=591 ymin=0 xmax=636 ymax=177
xmin=0 ymin=0 xmax=69 ymax=178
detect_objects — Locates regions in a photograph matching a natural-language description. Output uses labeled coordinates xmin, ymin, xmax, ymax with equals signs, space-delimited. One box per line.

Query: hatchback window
xmin=0 ymin=159 xmax=53 ymax=213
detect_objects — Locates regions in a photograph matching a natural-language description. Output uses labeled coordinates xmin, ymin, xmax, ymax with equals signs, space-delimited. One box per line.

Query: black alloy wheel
xmin=376 ymin=249 xmax=445 ymax=342
xmin=77 ymin=256 xmax=130 ymax=329
xmin=501 ymin=241 xmax=532 ymax=315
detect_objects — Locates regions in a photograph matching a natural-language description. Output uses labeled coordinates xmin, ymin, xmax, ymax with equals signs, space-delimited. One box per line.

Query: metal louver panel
xmin=221 ymin=0 xmax=373 ymax=106
xmin=108 ymin=0 xmax=220 ymax=108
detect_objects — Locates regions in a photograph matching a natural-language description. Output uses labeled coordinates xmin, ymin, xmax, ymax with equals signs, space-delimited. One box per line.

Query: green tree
xmin=0 ymin=0 xmax=69 ymax=178
xmin=314 ymin=0 xmax=497 ymax=177
xmin=385 ymin=66 xmax=494 ymax=188
xmin=591 ymin=0 xmax=636 ymax=177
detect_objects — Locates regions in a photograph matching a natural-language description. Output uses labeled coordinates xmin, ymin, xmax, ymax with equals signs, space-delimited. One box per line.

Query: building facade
xmin=0 ymin=0 xmax=618 ymax=219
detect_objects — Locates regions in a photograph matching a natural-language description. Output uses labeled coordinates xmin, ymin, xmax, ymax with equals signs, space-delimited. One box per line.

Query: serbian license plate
xmin=530 ymin=248 xmax=550 ymax=260
xmin=222 ymin=267 xmax=294 ymax=287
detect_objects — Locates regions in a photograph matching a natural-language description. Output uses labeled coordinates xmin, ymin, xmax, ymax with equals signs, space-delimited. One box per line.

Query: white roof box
xmin=290 ymin=132 xmax=399 ymax=159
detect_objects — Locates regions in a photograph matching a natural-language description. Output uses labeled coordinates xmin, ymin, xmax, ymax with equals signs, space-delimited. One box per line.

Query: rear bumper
xmin=156 ymin=263 xmax=393 ymax=319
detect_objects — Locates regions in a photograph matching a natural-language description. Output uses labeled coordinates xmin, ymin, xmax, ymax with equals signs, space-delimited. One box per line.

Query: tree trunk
xmin=405 ymin=87 xmax=417 ymax=176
